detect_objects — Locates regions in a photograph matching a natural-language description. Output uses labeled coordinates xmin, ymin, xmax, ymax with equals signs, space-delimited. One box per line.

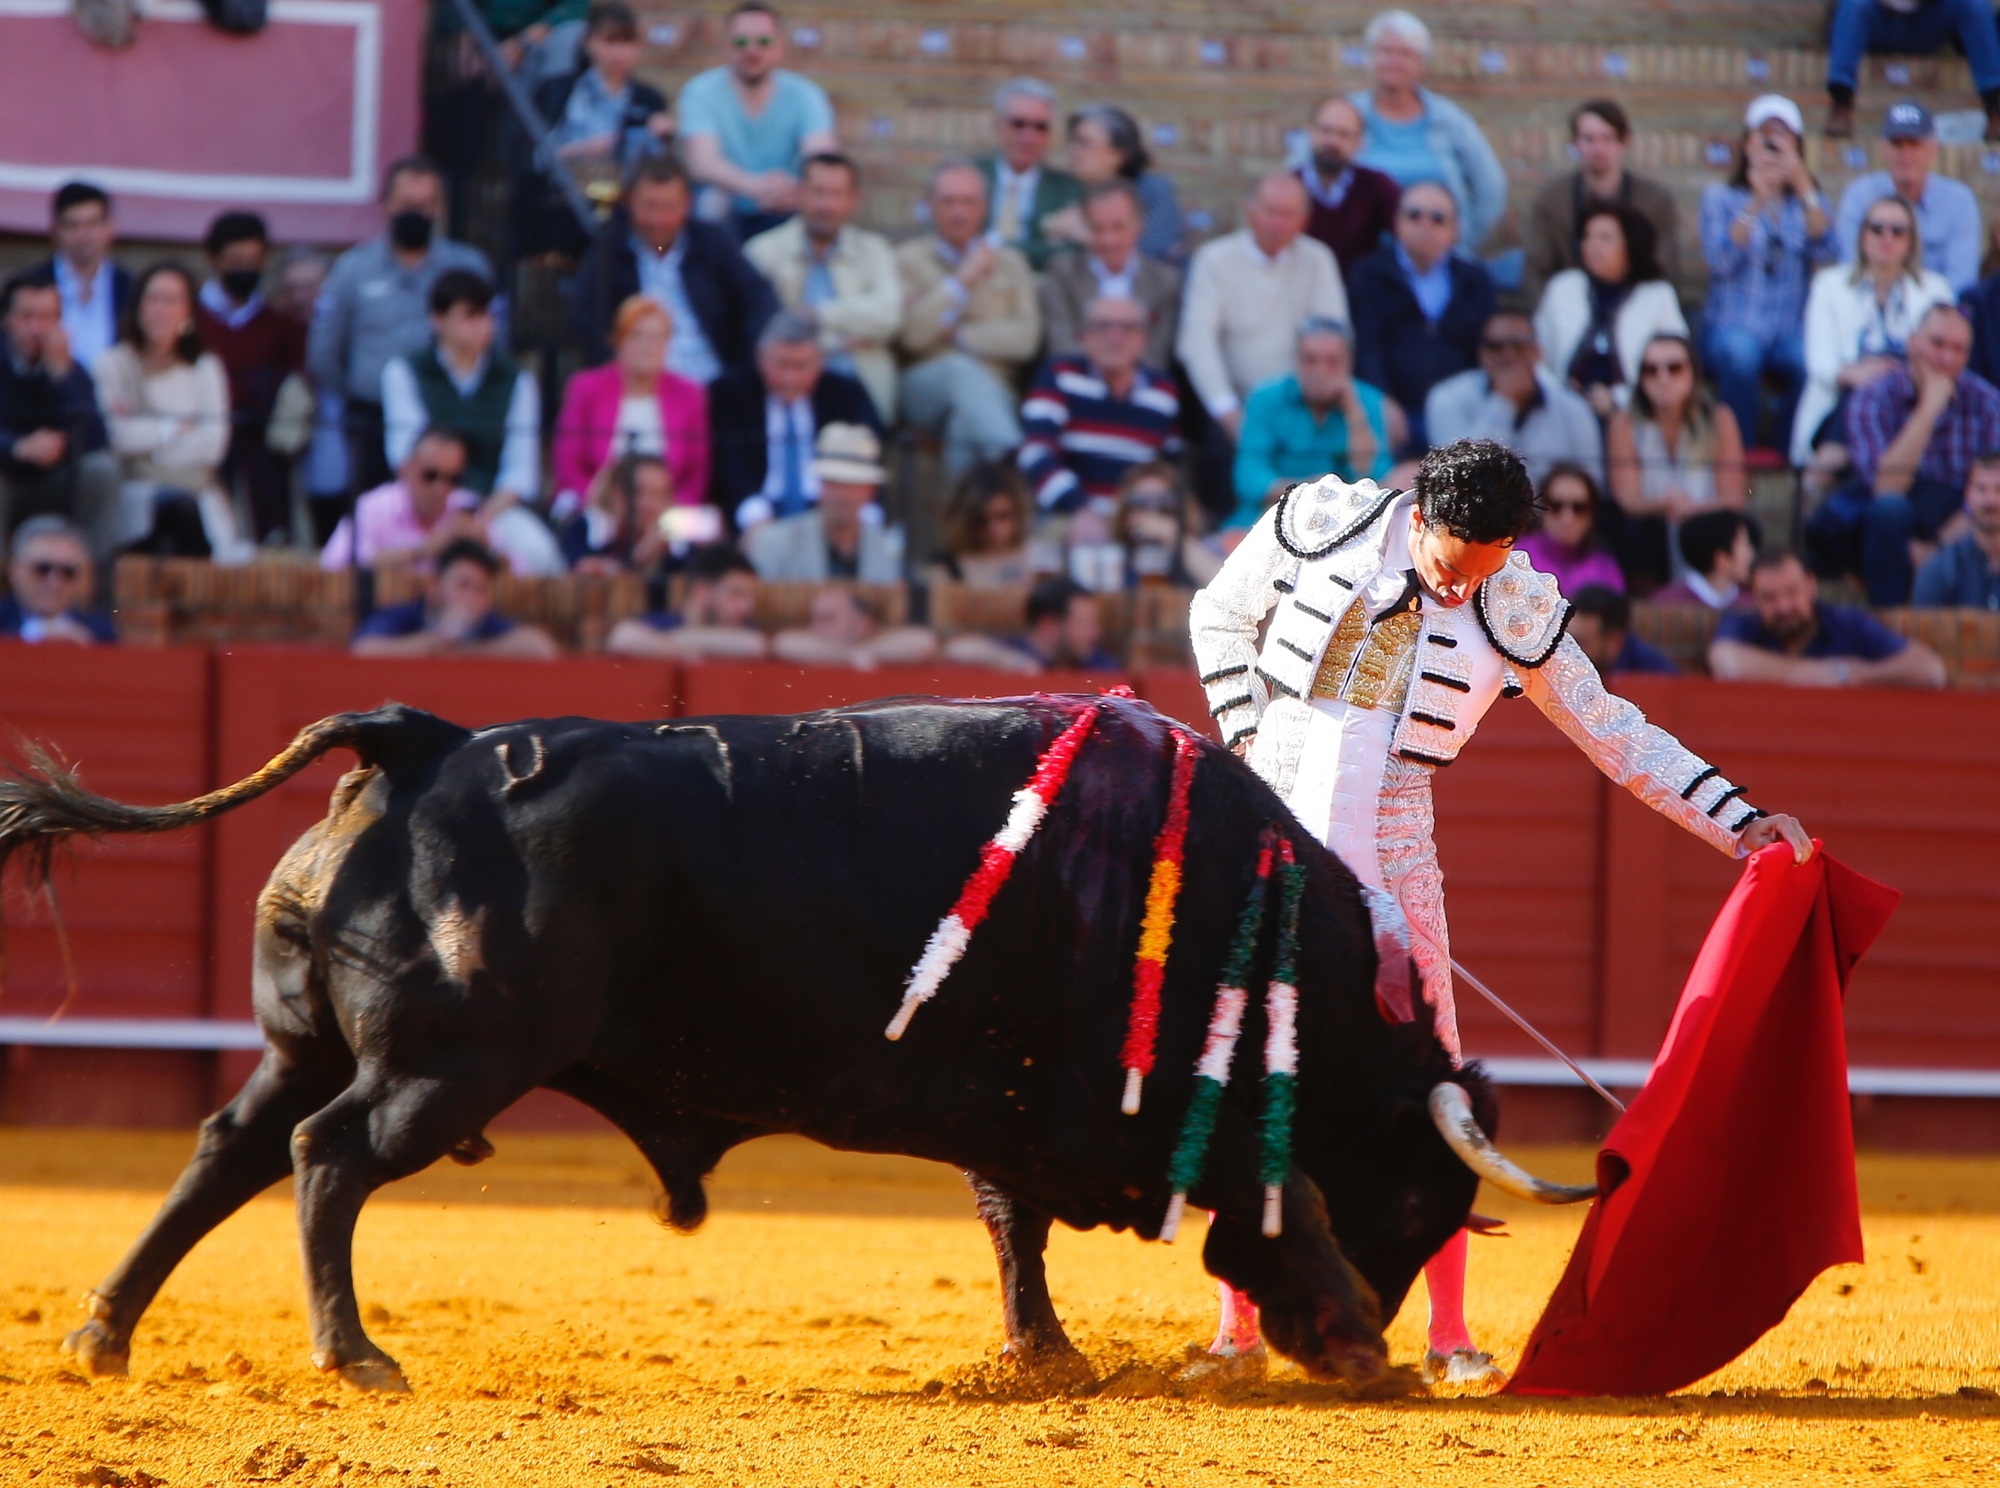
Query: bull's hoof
xmin=1000 ymin=1343 xmax=1096 ymax=1392
xmin=61 ymin=1320 xmax=129 ymax=1378
xmin=1422 ymin=1348 xmax=1506 ymax=1389
xmin=1177 ymin=1343 xmax=1266 ymax=1383
xmin=314 ymin=1351 xmax=411 ymax=1393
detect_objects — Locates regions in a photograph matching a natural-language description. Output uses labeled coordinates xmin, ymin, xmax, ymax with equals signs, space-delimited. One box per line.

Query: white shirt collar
xmin=1684 ymin=570 xmax=1739 ymax=610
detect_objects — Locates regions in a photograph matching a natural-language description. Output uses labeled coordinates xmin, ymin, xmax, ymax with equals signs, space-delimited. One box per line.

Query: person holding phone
xmin=1698 ymin=96 xmax=1837 ymax=452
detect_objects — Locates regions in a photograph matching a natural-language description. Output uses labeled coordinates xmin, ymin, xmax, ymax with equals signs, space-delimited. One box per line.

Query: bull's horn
xmin=1429 ymin=1084 xmax=1596 ymax=1205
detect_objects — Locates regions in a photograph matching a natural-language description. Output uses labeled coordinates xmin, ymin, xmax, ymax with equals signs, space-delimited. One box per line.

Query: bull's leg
xmin=965 ymin=1173 xmax=1081 ymax=1369
xmin=63 ymin=1043 xmax=352 ymax=1377
xmin=289 ymin=1065 xmax=527 ymax=1392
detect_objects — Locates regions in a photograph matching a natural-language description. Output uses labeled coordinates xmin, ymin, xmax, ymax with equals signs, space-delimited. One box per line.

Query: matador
xmin=1188 ymin=439 xmax=1812 ymax=1384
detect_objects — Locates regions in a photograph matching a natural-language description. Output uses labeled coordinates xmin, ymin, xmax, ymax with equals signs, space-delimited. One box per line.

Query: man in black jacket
xmin=1348 ymin=181 xmax=1495 ymax=454
xmin=0 ymin=274 xmax=115 ymax=559
xmin=572 ymin=155 xmax=779 ymax=375
xmin=26 ymin=181 xmax=132 ymax=378
xmin=709 ymin=309 xmax=880 ymax=528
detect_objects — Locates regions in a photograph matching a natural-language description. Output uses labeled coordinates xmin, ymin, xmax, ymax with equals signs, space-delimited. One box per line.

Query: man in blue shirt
xmin=0 ymin=516 xmax=114 ymax=645
xmin=1833 ymin=103 xmax=1983 ymax=294
xmin=677 ymin=1 xmax=837 ymax=242
xmin=1230 ymin=317 xmax=1391 ymax=530
xmin=351 ymin=539 xmax=559 ymax=659
xmin=1709 ymin=549 xmax=1945 ymax=687
xmin=1913 ymin=450 xmax=2000 ymax=607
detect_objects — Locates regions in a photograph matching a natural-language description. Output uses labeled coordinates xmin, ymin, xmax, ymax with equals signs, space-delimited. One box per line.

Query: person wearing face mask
xmin=1190 ymin=438 xmax=1815 ymax=1387
xmin=195 ymin=211 xmax=307 ymax=546
xmin=307 ymin=156 xmax=493 ymax=499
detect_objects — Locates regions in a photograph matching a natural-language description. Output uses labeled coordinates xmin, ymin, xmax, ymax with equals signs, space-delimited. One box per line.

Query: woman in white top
xmin=1791 ymin=193 xmax=1953 ymax=477
xmin=1605 ymin=332 xmax=1747 ymax=589
xmin=92 ymin=262 xmax=247 ymax=561
xmin=1534 ymin=202 xmax=1688 ymax=417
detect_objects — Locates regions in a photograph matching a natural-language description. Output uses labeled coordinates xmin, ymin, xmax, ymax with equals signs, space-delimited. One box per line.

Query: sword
xmin=1450 ymin=957 xmax=1629 ymax=1114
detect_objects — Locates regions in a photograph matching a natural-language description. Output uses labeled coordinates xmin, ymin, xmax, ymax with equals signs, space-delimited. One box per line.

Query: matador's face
xmin=1408 ymin=508 xmax=1513 ymax=609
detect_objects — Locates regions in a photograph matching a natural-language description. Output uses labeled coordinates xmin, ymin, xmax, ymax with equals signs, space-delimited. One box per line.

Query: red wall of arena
xmin=2 ymin=644 xmax=1997 ymax=1126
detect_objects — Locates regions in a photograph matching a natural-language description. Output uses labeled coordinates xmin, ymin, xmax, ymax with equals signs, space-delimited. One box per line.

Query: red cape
xmin=1505 ymin=844 xmax=1899 ymax=1397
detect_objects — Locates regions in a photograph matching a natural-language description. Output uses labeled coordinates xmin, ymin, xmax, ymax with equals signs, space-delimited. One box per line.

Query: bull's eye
xmin=1400 ymin=1189 xmax=1431 ymax=1238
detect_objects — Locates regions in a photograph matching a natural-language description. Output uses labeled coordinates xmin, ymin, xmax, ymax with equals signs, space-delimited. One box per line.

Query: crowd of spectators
xmin=8 ymin=0 xmax=2000 ymax=690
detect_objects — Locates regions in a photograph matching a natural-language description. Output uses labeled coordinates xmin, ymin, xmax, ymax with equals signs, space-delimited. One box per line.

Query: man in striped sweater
xmin=1018 ymin=295 xmax=1181 ymax=515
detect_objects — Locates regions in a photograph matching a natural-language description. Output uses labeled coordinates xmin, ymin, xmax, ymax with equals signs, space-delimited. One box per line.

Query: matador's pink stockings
xmin=1211 ymin=1228 xmax=1473 ymax=1356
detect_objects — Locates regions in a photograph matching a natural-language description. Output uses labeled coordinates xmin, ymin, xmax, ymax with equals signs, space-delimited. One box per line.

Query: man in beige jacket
xmin=895 ymin=159 xmax=1042 ymax=480
xmin=745 ymin=151 xmax=904 ymax=423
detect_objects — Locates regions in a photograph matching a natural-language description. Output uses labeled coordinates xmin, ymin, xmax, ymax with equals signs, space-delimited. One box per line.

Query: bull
xmin=0 ymin=694 xmax=1584 ymax=1393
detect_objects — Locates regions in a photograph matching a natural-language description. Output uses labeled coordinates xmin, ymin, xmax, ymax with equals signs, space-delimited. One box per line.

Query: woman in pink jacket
xmin=552 ymin=295 xmax=711 ymax=520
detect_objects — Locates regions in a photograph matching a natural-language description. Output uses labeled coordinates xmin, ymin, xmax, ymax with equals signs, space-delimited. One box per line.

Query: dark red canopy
xmin=1507 ymin=844 xmax=1899 ymax=1397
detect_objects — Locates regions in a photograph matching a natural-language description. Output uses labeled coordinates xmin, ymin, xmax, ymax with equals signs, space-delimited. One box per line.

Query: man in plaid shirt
xmin=1018 ymin=295 xmax=1181 ymax=515
xmin=1812 ymin=302 xmax=2000 ymax=603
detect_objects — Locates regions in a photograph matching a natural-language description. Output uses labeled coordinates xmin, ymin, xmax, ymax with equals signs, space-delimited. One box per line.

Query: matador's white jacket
xmin=1189 ymin=477 xmax=1764 ymax=1059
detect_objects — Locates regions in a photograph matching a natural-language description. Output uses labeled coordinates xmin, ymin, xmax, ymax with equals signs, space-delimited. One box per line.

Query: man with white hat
xmin=1697 ymin=96 xmax=1836 ymax=449
xmin=1834 ymin=102 xmax=1984 ymax=293
xmin=744 ymin=421 xmax=903 ymax=582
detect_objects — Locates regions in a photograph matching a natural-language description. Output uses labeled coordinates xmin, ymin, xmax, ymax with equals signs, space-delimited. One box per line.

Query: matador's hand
xmin=1740 ymin=813 xmax=1813 ymax=865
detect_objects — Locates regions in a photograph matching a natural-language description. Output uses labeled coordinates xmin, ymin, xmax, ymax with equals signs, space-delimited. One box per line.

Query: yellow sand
xmin=1 ymin=1130 xmax=1997 ymax=1486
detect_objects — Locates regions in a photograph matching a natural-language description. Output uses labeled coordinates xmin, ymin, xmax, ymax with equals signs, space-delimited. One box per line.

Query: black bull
xmin=0 ymin=693 xmax=1493 ymax=1391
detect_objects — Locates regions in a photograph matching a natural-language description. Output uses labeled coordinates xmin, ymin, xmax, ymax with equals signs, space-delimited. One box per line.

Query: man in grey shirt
xmin=1423 ymin=309 xmax=1603 ymax=487
xmin=307 ymin=155 xmax=492 ymax=495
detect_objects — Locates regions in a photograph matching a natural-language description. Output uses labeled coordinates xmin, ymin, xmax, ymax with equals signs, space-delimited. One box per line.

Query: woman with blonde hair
xmin=1791 ymin=193 xmax=1953 ymax=477
xmin=1606 ymin=332 xmax=1747 ymax=590
xmin=552 ymin=294 xmax=709 ymax=522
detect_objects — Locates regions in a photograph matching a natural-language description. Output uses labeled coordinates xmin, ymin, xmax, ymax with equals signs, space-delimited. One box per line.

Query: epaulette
xmin=1273 ymin=478 xmax=1402 ymax=562
xmin=1474 ymin=551 xmax=1572 ymax=668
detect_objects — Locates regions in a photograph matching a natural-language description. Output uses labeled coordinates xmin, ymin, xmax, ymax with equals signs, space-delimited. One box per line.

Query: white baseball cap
xmin=1744 ymin=94 xmax=1804 ymax=136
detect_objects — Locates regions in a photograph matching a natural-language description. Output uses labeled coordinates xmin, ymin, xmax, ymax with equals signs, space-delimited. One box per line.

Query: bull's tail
xmin=0 ymin=703 xmax=466 ymax=890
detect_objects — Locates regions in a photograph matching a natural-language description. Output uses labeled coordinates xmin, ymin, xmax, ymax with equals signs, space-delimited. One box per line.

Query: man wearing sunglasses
xmin=1348 ymin=182 xmax=1495 ymax=451
xmin=976 ymin=77 xmax=1084 ymax=273
xmin=0 ymin=515 xmax=112 ymax=645
xmin=677 ymin=1 xmax=837 ymax=243
xmin=1425 ymin=310 xmax=1603 ymax=488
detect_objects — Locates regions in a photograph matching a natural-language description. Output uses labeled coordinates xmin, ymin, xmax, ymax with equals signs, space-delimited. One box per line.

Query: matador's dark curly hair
xmin=1413 ymin=438 xmax=1537 ymax=546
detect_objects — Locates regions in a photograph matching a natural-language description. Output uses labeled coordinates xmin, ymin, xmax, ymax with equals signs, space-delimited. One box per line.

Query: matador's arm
xmin=1188 ymin=509 xmax=1292 ymax=750
xmin=1518 ymin=635 xmax=1763 ymax=857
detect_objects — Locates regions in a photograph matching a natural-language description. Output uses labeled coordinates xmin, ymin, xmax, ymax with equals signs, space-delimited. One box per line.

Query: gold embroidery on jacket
xmin=1310 ymin=604 xmax=1422 ymax=713
xmin=1310 ymin=603 xmax=1368 ymax=699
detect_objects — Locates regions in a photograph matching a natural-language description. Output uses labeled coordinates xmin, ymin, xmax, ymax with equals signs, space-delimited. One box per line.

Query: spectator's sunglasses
xmin=414 ymin=466 xmax=463 ymax=487
xmin=1400 ymin=205 xmax=1450 ymax=225
xmin=27 ymin=560 xmax=79 ymax=581
xmin=1542 ymin=498 xmax=1591 ymax=515
xmin=1480 ymin=335 xmax=1533 ymax=353
xmin=732 ymin=33 xmax=774 ymax=48
xmin=1086 ymin=317 xmax=1146 ymax=334
xmin=1863 ymin=217 xmax=1911 ymax=238
xmin=1005 ymin=116 xmax=1052 ymax=133
xmin=1640 ymin=356 xmax=1691 ymax=378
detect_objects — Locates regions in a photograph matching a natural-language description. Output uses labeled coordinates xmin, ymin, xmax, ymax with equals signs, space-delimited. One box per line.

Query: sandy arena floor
xmin=0 ymin=1129 xmax=1996 ymax=1486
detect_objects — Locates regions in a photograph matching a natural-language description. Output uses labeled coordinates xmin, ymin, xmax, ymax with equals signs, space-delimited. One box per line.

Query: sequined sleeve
xmin=1519 ymin=636 xmax=1763 ymax=857
xmin=1188 ymin=509 xmax=1292 ymax=748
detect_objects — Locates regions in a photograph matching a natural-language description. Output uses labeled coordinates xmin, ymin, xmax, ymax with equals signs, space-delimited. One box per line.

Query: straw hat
xmin=811 ymin=423 xmax=887 ymax=485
